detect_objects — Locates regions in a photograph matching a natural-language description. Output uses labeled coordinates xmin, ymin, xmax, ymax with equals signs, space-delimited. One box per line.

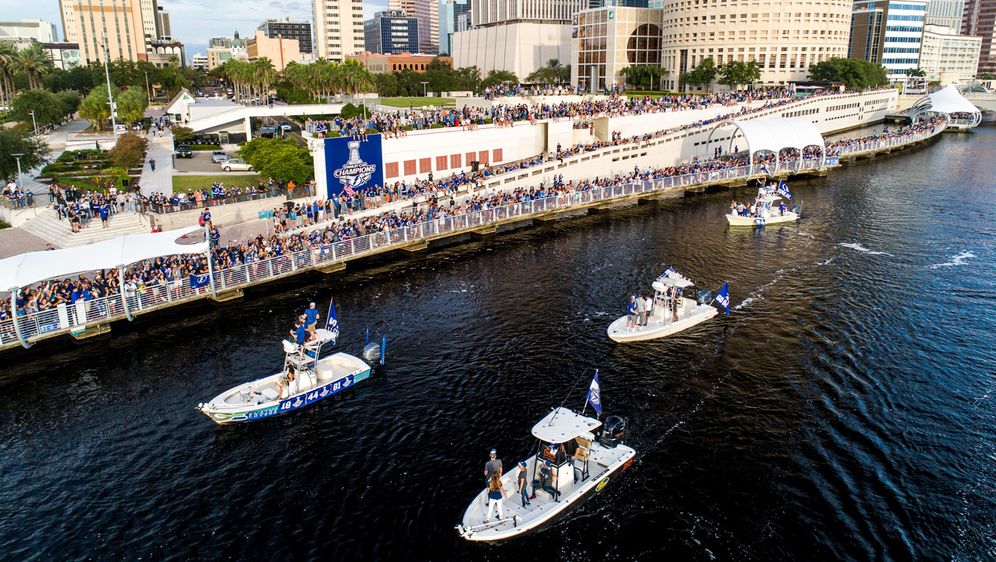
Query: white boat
xmin=607 ymin=268 xmax=721 ymax=342
xmin=726 ymin=184 xmax=799 ymax=227
xmin=197 ymin=302 xmax=372 ymax=424
xmin=456 ymin=406 xmax=636 ymax=542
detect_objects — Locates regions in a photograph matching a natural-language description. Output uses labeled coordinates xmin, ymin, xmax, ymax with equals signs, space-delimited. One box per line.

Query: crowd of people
xmin=3 ymin=180 xmax=35 ymax=209
xmin=2 ymin=95 xmax=939 ymax=334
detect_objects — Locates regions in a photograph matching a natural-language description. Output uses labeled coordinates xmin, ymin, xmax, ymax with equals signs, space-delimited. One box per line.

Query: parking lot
xmin=173 ymin=150 xmax=256 ymax=174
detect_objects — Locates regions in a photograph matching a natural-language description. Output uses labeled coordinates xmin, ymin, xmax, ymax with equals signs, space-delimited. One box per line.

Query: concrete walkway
xmin=138 ymin=130 xmax=175 ymax=196
xmin=0 ymin=228 xmax=50 ymax=259
xmin=17 ymin=119 xmax=91 ymax=195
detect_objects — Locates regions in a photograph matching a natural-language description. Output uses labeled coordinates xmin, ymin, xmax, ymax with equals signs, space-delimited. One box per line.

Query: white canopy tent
xmin=1 ymin=225 xmax=209 ymax=348
xmin=706 ymin=117 xmax=827 ymax=173
xmin=910 ymin=85 xmax=982 ymax=129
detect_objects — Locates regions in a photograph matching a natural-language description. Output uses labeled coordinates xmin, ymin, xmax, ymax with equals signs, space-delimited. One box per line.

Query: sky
xmin=1 ymin=0 xmax=388 ymax=56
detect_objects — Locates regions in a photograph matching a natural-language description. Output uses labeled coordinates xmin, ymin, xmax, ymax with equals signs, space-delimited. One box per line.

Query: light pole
xmin=10 ymin=153 xmax=24 ymax=189
xmin=102 ymin=41 xmax=120 ymax=141
xmin=29 ymin=111 xmax=38 ymax=136
xmin=420 ymin=81 xmax=429 ymax=98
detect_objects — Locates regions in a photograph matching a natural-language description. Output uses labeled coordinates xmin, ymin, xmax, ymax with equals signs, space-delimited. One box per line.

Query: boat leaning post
xmin=9 ymin=285 xmax=32 ymax=349
xmin=118 ymin=265 xmax=133 ymax=322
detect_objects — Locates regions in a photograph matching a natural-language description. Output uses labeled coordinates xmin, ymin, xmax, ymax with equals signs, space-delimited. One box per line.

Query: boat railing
xmin=0 ymin=125 xmax=947 ymax=349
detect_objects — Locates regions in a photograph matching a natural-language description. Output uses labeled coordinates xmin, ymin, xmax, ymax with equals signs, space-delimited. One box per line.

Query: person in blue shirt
xmin=626 ymin=295 xmax=638 ymax=331
xmin=291 ymin=320 xmax=307 ymax=345
xmin=99 ymin=204 xmax=109 ymax=228
xmin=304 ymin=302 xmax=320 ymax=332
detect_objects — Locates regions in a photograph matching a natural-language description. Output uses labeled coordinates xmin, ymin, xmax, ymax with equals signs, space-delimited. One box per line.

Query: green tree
xmin=10 ymin=89 xmax=64 ymax=129
xmin=115 ymin=86 xmax=148 ymax=124
xmin=681 ymin=57 xmax=717 ymax=90
xmin=108 ymin=133 xmax=148 ymax=169
xmin=619 ymin=65 xmax=668 ymax=90
xmin=526 ymin=59 xmax=571 ymax=84
xmin=238 ymin=138 xmax=313 ymax=184
xmin=808 ymin=57 xmax=888 ymax=90
xmin=0 ymin=42 xmax=18 ymax=107
xmin=56 ymin=90 xmax=81 ymax=117
xmin=12 ymin=43 xmax=54 ymax=90
xmin=717 ymin=60 xmax=761 ymax=90
xmin=172 ymin=126 xmax=194 ymax=144
xmin=480 ymin=70 xmax=519 ymax=91
xmin=910 ymin=68 xmax=926 ymax=78
xmin=78 ymin=86 xmax=111 ymax=129
xmin=0 ymin=128 xmax=49 ymax=179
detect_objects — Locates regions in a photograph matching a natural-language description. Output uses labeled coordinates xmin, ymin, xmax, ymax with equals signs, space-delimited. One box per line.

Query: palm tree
xmin=13 ymin=43 xmax=54 ymax=90
xmin=0 ymin=42 xmax=19 ymax=105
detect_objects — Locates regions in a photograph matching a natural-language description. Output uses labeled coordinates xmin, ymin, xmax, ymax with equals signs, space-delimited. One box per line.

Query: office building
xmin=472 ymin=0 xmax=587 ymax=27
xmin=413 ymin=0 xmax=440 ymax=54
xmin=439 ymin=0 xmax=471 ymax=55
xmin=259 ymin=18 xmax=313 ymax=55
xmin=191 ymin=53 xmax=209 ymax=70
xmin=390 ymin=0 xmax=418 ymax=15
xmin=0 ymin=19 xmax=58 ymax=46
xmin=365 ymin=11 xmax=420 ymax=54
xmin=926 ymin=0 xmax=966 ymax=32
xmin=206 ymin=33 xmax=248 ymax=70
xmin=42 ymin=42 xmax=81 ymax=69
xmin=313 ymin=0 xmax=366 ymax=61
xmin=918 ymin=24 xmax=982 ymax=83
xmin=348 ymin=52 xmax=450 ymax=72
xmin=246 ymin=30 xmax=301 ymax=70
xmin=147 ymin=40 xmax=185 ymax=67
xmin=963 ymin=0 xmax=996 ymax=74
xmin=156 ymin=6 xmax=172 ymax=39
xmin=850 ymin=0 xmax=928 ymax=82
xmin=453 ymin=22 xmax=572 ymax=78
xmin=60 ymin=0 xmax=150 ymax=62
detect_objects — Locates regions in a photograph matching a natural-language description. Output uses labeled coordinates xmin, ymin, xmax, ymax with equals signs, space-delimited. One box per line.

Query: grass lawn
xmin=172 ymin=174 xmax=261 ymax=192
xmin=0 ymin=220 xmax=10 ymax=230
xmin=379 ymin=97 xmax=455 ymax=108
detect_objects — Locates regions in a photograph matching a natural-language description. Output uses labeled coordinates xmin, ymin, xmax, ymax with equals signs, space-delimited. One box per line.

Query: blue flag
xmin=189 ymin=273 xmax=211 ymax=289
xmin=325 ymin=298 xmax=339 ymax=342
xmin=586 ymin=370 xmax=603 ymax=416
xmin=662 ymin=265 xmax=675 ymax=278
xmin=777 ymin=180 xmax=792 ymax=200
xmin=715 ymin=282 xmax=730 ymax=315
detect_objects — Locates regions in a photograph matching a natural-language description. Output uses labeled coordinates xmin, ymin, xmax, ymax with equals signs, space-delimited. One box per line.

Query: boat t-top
xmin=607 ymin=267 xmax=727 ymax=342
xmin=726 ymin=180 xmax=799 ymax=227
xmin=456 ymin=373 xmax=636 ymax=542
xmin=197 ymin=299 xmax=372 ymax=424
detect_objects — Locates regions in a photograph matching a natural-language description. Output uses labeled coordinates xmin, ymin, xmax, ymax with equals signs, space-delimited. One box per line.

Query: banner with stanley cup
xmin=324 ymin=134 xmax=384 ymax=198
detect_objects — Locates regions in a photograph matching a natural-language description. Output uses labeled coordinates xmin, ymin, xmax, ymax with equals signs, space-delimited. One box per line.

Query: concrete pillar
xmin=244 ymin=115 xmax=252 ymax=141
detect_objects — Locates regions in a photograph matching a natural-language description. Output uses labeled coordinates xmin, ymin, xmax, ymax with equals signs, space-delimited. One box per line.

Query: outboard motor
xmin=600 ymin=415 xmax=627 ymax=447
xmin=363 ymin=341 xmax=381 ymax=363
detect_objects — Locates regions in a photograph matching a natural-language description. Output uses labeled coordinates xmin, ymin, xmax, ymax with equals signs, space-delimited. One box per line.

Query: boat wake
xmin=733 ymin=266 xmax=799 ymax=311
xmin=839 ymin=242 xmax=893 ymax=256
xmin=928 ymin=251 xmax=976 ymax=269
xmin=818 ymin=257 xmax=834 ymax=266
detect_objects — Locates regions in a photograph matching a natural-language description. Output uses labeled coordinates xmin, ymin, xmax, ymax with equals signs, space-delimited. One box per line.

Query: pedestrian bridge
xmin=185 ymin=103 xmax=345 ymax=139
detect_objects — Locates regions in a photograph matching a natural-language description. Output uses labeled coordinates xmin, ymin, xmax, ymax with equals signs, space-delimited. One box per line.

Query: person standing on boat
xmin=517 ymin=461 xmax=531 ymax=507
xmin=643 ymin=293 xmax=654 ymax=323
xmin=304 ymin=302 xmax=320 ymax=333
xmin=484 ymin=449 xmax=503 ymax=482
xmin=484 ymin=474 xmax=505 ymax=523
xmin=626 ymin=295 xmax=638 ymax=331
xmin=635 ymin=293 xmax=647 ymax=327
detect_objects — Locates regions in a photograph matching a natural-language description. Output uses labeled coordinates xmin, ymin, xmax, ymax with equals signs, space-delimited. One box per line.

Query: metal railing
xmin=0 ymin=126 xmax=943 ymax=349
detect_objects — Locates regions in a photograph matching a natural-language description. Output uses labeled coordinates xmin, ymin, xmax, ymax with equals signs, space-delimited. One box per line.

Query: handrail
xmin=0 ymin=123 xmax=942 ymax=351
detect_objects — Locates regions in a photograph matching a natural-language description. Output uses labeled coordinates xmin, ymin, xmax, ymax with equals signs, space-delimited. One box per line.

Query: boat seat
xmin=261 ymin=387 xmax=279 ymax=401
xmin=573 ymin=437 xmax=592 ymax=482
xmin=282 ymin=340 xmax=298 ymax=354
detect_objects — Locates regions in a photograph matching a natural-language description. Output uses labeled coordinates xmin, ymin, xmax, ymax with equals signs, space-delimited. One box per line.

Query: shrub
xmin=108 ymin=133 xmax=148 ymax=170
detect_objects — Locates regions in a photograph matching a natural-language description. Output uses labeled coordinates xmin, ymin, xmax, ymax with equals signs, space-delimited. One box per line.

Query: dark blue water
xmin=1 ymin=128 xmax=993 ymax=561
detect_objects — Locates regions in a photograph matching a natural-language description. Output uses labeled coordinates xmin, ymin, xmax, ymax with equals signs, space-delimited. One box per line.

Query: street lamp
xmin=10 ymin=153 xmax=24 ymax=188
xmin=420 ymin=81 xmax=429 ymax=98
xmin=29 ymin=111 xmax=38 ymax=136
xmin=102 ymin=40 xmax=120 ymax=140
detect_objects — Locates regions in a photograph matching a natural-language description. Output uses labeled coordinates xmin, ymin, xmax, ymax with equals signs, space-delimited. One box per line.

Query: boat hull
xmin=726 ymin=211 xmax=798 ymax=227
xmin=198 ymin=353 xmax=371 ymax=424
xmin=457 ymin=445 xmax=636 ymax=542
xmin=607 ymin=303 xmax=718 ymax=342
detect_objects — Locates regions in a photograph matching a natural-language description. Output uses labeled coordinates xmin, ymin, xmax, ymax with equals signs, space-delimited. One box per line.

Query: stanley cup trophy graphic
xmin=333 ymin=139 xmax=377 ymax=195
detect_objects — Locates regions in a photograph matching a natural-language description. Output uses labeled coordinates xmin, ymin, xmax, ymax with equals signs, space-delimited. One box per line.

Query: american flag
xmin=342 ymin=184 xmax=357 ymax=197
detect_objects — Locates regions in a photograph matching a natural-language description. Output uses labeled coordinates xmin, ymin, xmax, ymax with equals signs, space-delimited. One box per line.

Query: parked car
xmin=257 ymin=126 xmax=279 ymax=138
xmin=221 ymin=158 xmax=253 ymax=172
xmin=211 ymin=151 xmax=229 ymax=164
xmin=278 ymin=121 xmax=293 ymax=131
xmin=176 ymin=145 xmax=193 ymax=158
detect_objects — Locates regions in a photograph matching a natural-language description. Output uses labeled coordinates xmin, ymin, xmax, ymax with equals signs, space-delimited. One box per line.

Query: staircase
xmin=18 ymin=208 xmax=152 ymax=248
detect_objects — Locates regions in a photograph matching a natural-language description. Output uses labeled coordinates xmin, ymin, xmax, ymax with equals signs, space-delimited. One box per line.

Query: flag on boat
xmin=586 ymin=370 xmax=603 ymax=416
xmin=326 ymin=298 xmax=340 ymax=343
xmin=189 ymin=273 xmax=211 ymax=289
xmin=776 ymin=180 xmax=792 ymax=200
xmin=715 ymin=282 xmax=730 ymax=315
xmin=662 ymin=265 xmax=675 ymax=278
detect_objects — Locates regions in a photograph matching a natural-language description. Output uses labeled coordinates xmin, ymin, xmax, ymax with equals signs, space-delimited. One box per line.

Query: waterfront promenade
xmin=0 ymin=119 xmax=947 ymax=352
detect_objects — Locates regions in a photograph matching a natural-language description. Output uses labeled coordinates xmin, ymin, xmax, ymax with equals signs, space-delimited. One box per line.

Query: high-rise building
xmin=247 ymin=30 xmax=301 ymax=70
xmin=389 ymin=0 xmax=417 ymax=15
xmin=918 ymin=24 xmax=982 ymax=83
xmin=191 ymin=53 xmax=209 ymax=70
xmin=926 ymin=0 xmax=966 ymax=33
xmin=60 ymin=0 xmax=151 ymax=63
xmin=156 ymin=6 xmax=172 ymax=39
xmin=0 ymin=19 xmax=58 ymax=46
xmin=312 ymin=0 xmax=365 ymax=61
xmin=259 ymin=18 xmax=313 ymax=55
xmin=472 ymin=0 xmax=587 ymax=27
xmin=963 ymin=0 xmax=996 ymax=74
xmin=43 ymin=43 xmax=81 ymax=69
xmin=365 ymin=11 xmax=420 ymax=54
xmin=206 ymin=33 xmax=248 ymax=70
xmin=849 ymin=0 xmax=928 ymax=81
xmin=413 ymin=0 xmax=440 ymax=54
xmin=439 ymin=0 xmax=471 ymax=55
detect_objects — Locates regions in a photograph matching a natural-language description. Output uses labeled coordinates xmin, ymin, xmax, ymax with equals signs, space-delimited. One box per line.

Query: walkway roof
xmin=0 ymin=226 xmax=207 ymax=289
xmin=728 ymin=117 xmax=825 ymax=155
xmin=923 ymin=85 xmax=980 ymax=115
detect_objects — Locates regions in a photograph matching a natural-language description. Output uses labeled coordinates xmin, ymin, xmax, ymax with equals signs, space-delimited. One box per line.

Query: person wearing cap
xmin=517 ymin=461 xmax=531 ymax=508
xmin=484 ymin=449 xmax=503 ymax=484
xmin=304 ymin=302 xmax=320 ymax=333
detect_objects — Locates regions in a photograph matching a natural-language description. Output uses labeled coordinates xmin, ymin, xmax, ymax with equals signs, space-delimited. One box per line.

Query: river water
xmin=1 ymin=127 xmax=994 ymax=561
